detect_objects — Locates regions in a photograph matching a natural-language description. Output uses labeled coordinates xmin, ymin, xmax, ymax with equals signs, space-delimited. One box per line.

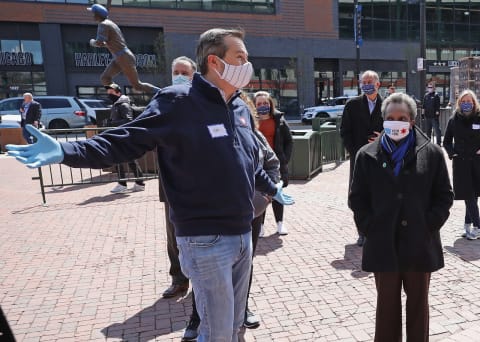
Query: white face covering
xmin=383 ymin=121 xmax=411 ymax=141
xmin=215 ymin=57 xmax=253 ymax=89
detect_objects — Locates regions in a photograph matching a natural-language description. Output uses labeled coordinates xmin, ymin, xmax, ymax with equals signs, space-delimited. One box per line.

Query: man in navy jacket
xmin=7 ymin=28 xmax=293 ymax=341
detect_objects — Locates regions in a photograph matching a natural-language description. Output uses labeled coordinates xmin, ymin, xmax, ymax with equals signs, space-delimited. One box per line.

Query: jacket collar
xmin=192 ymin=73 xmax=241 ymax=104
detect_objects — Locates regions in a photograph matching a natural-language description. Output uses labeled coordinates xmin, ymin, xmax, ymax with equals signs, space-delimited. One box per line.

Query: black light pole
xmin=354 ymin=0 xmax=361 ymax=95
xmin=419 ymin=0 xmax=427 ymax=100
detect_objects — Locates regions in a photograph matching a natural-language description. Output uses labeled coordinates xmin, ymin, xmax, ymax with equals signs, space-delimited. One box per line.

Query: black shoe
xmin=243 ymin=309 xmax=260 ymax=329
xmin=162 ymin=283 xmax=189 ymax=298
xmin=182 ymin=316 xmax=200 ymax=341
xmin=356 ymin=235 xmax=365 ymax=247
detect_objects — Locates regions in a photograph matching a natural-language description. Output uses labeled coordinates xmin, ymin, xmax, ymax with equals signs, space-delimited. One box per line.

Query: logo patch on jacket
xmin=207 ymin=124 xmax=229 ymax=138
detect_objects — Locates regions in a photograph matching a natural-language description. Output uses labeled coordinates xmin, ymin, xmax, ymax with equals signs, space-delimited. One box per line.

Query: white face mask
xmin=172 ymin=74 xmax=191 ymax=85
xmin=383 ymin=121 xmax=411 ymax=141
xmin=215 ymin=57 xmax=253 ymax=89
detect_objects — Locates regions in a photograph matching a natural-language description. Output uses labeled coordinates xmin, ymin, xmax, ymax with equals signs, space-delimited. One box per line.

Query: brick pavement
xmin=2 ymin=152 xmax=480 ymax=341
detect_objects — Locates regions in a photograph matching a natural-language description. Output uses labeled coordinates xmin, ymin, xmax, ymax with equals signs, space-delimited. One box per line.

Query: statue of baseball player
xmin=87 ymin=4 xmax=160 ymax=94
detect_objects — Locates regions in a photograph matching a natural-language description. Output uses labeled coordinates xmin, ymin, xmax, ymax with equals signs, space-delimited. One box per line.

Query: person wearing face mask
xmin=340 ymin=70 xmax=384 ymax=247
xmin=6 ymin=28 xmax=295 ymax=342
xmin=254 ymin=91 xmax=293 ymax=236
xmin=105 ymin=83 xmax=145 ymax=194
xmin=171 ymin=56 xmax=197 ymax=86
xmin=160 ymin=56 xmax=198 ymax=301
xmin=422 ymin=82 xmax=442 ymax=146
xmin=443 ymin=90 xmax=480 ymax=240
xmin=349 ymin=92 xmax=453 ymax=342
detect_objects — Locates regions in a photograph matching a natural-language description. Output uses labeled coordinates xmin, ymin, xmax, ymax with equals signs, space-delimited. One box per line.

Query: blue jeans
xmin=176 ymin=231 xmax=252 ymax=342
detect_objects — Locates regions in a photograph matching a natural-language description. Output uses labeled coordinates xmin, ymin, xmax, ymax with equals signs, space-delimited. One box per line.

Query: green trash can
xmin=288 ymin=130 xmax=322 ymax=180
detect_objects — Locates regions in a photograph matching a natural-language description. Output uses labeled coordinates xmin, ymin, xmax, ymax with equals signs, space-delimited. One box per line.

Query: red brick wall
xmin=0 ymin=0 xmax=337 ymax=39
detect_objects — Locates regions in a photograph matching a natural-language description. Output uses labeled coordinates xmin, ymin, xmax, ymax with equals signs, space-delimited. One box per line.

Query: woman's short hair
xmin=381 ymin=92 xmax=417 ymax=120
xmin=253 ymin=91 xmax=275 ymax=116
xmin=196 ymin=28 xmax=245 ymax=75
xmin=456 ymin=89 xmax=480 ymax=114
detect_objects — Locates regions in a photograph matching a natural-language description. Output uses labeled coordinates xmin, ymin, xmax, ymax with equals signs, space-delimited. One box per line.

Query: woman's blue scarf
xmin=380 ymin=129 xmax=415 ymax=177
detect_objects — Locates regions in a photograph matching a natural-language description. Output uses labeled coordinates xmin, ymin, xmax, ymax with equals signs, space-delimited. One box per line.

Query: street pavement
xmin=2 ymin=150 xmax=480 ymax=342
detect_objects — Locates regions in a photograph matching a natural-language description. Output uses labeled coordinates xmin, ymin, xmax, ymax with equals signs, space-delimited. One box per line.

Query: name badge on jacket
xmin=473 ymin=124 xmax=480 ymax=130
xmin=208 ymin=124 xmax=229 ymax=138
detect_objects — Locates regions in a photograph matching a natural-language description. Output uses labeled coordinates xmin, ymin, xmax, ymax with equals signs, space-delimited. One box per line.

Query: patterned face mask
xmin=383 ymin=120 xmax=410 ymax=141
xmin=215 ymin=57 xmax=253 ymax=89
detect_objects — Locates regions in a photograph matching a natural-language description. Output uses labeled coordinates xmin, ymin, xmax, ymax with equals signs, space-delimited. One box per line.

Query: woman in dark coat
xmin=254 ymin=91 xmax=293 ymax=236
xmin=349 ymin=93 xmax=453 ymax=342
xmin=443 ymin=89 xmax=480 ymax=240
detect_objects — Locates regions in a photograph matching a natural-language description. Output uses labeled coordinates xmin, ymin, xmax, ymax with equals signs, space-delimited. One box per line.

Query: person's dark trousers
xmin=272 ymin=200 xmax=283 ymax=223
xmin=374 ymin=272 xmax=431 ymax=342
xmin=22 ymin=126 xmax=33 ymax=144
xmin=245 ymin=214 xmax=263 ymax=312
xmin=116 ymin=161 xmax=144 ymax=186
xmin=348 ymin=157 xmax=364 ymax=239
xmin=0 ymin=306 xmax=15 ymax=341
xmin=424 ymin=117 xmax=442 ymax=145
xmin=165 ymin=205 xmax=189 ymax=285
xmin=465 ymin=198 xmax=480 ymax=227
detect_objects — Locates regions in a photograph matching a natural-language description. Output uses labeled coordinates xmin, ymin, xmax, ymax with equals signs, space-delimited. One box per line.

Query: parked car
xmin=0 ymin=96 xmax=91 ymax=129
xmin=78 ymin=98 xmax=111 ymax=125
xmin=0 ymin=114 xmax=21 ymax=128
xmin=301 ymin=96 xmax=350 ymax=124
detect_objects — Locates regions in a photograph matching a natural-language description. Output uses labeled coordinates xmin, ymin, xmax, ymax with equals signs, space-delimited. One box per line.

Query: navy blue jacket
xmin=61 ymin=74 xmax=277 ymax=236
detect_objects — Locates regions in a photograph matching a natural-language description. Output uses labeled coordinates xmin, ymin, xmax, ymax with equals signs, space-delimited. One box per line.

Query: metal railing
xmin=36 ymin=127 xmax=159 ymax=204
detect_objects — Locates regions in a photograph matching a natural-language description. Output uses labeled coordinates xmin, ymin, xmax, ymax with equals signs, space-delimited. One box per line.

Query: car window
xmin=37 ymin=98 xmax=72 ymax=109
xmin=0 ymin=99 xmax=23 ymax=111
xmin=83 ymin=100 xmax=110 ymax=108
xmin=336 ymin=98 xmax=347 ymax=105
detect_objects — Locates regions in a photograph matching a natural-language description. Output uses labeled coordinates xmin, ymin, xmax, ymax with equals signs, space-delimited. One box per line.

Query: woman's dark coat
xmin=349 ymin=126 xmax=454 ymax=272
xmin=443 ymin=111 xmax=480 ymax=200
xmin=272 ymin=111 xmax=293 ymax=185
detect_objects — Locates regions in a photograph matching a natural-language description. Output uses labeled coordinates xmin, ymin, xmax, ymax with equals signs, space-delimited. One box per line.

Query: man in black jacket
xmin=105 ymin=83 xmax=145 ymax=194
xmin=422 ymin=82 xmax=442 ymax=146
xmin=7 ymin=28 xmax=293 ymax=342
xmin=340 ymin=70 xmax=384 ymax=246
xmin=19 ymin=92 xmax=41 ymax=144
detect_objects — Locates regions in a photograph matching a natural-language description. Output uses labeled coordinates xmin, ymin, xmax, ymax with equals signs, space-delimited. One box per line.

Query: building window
xmin=0 ymin=40 xmax=43 ymax=65
xmin=0 ymin=71 xmax=46 ymax=99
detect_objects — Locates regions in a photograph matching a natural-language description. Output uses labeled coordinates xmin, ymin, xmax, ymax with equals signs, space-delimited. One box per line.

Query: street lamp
xmin=419 ymin=0 xmax=426 ymax=99
xmin=354 ymin=0 xmax=362 ymax=95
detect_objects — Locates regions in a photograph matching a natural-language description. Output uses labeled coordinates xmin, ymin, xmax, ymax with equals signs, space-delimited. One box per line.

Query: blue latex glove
xmin=6 ymin=124 xmax=64 ymax=168
xmin=273 ymin=181 xmax=295 ymax=205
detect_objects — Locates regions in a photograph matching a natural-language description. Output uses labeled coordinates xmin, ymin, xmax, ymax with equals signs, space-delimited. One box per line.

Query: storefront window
xmin=0 ymin=39 xmax=43 ymax=66
xmin=0 ymin=71 xmax=46 ymax=99
xmin=1 ymin=40 xmax=20 ymax=53
xmin=21 ymin=41 xmax=43 ymax=65
xmin=247 ymin=65 xmax=298 ymax=116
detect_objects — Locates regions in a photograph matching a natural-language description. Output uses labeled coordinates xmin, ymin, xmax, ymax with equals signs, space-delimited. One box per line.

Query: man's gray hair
xmin=172 ymin=56 xmax=197 ymax=72
xmin=23 ymin=92 xmax=33 ymax=99
xmin=196 ymin=28 xmax=245 ymax=75
xmin=361 ymin=70 xmax=379 ymax=83
xmin=381 ymin=92 xmax=417 ymax=120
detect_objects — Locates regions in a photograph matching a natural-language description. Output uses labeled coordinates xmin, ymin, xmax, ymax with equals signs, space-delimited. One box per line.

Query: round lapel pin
xmin=382 ymin=162 xmax=387 ymax=168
